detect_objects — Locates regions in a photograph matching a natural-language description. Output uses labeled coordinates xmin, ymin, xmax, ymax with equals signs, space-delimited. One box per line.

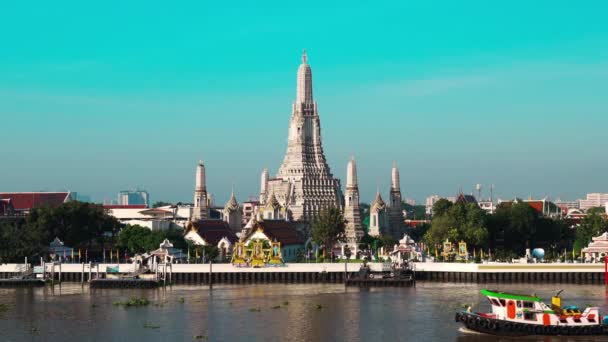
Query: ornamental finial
xmin=302 ymin=49 xmax=307 ymax=64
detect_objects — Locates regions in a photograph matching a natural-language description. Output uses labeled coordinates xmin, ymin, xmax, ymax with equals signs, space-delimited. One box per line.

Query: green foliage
xmin=202 ymin=245 xmax=219 ymax=261
xmin=573 ymin=210 xmax=608 ymax=253
xmin=424 ymin=202 xmax=488 ymax=249
xmin=405 ymin=223 xmax=430 ymax=242
xmin=311 ymin=206 xmax=346 ymax=252
xmin=152 ymin=201 xmax=172 ymax=208
xmin=116 ymin=225 xmax=186 ymax=254
xmin=432 ymin=199 xmax=453 ymax=217
xmin=0 ymin=201 xmax=121 ymax=262
xmin=402 ymin=203 xmax=427 ymax=219
xmin=486 ymin=202 xmax=572 ymax=254
xmin=113 ymin=297 xmax=150 ymax=307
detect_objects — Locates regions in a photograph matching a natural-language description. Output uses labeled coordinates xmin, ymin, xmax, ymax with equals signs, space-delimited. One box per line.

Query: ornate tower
xmin=259 ymin=168 xmax=268 ymax=205
xmin=369 ymin=191 xmax=387 ymax=237
xmin=343 ymin=157 xmax=364 ymax=243
xmin=192 ymin=160 xmax=209 ymax=220
xmin=265 ymin=50 xmax=342 ymax=225
xmin=387 ymin=162 xmax=404 ymax=237
xmin=223 ymin=190 xmax=242 ymax=233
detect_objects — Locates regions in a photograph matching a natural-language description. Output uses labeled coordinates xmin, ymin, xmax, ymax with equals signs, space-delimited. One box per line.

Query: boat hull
xmin=456 ymin=312 xmax=608 ymax=336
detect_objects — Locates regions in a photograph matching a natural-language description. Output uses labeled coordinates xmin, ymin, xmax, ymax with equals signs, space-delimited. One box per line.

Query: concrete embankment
xmin=0 ymin=262 xmax=606 ymax=284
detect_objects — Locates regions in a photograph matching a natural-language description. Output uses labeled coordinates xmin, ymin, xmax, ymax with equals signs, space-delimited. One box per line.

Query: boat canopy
xmin=481 ymin=289 xmax=541 ymax=302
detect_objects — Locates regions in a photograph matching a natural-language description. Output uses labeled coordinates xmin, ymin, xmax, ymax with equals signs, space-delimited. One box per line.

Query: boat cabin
xmin=482 ymin=289 xmax=599 ymax=326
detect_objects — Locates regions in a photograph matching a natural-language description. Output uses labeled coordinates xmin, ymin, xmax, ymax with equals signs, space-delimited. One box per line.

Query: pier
xmin=1 ymin=262 xmax=607 ymax=285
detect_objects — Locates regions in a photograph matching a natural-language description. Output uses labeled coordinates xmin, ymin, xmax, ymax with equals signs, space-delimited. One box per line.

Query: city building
xmin=0 ymin=192 xmax=74 ymax=215
xmin=579 ymin=193 xmax=608 ymax=211
xmin=118 ymin=189 xmax=150 ymax=207
xmin=478 ymin=200 xmax=495 ymax=213
xmin=241 ymin=199 xmax=260 ymax=224
xmin=403 ymin=198 xmax=416 ymax=206
xmin=0 ymin=199 xmax=14 ymax=216
xmin=582 ymin=232 xmax=608 ymax=262
xmin=497 ymin=198 xmax=561 ymax=218
xmin=425 ymin=195 xmax=442 ymax=215
xmin=184 ymin=220 xmax=239 ymax=261
xmin=555 ymin=198 xmax=579 ymax=213
xmin=259 ymin=51 xmax=342 ymax=229
xmin=105 ymin=204 xmax=190 ymax=230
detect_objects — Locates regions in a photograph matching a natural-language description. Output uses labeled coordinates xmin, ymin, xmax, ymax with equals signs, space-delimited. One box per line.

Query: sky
xmin=1 ymin=1 xmax=607 ymax=205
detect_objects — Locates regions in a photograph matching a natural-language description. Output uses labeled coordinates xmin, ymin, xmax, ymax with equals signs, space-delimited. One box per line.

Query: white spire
xmin=260 ymin=168 xmax=268 ymax=193
xmin=196 ymin=160 xmax=206 ymax=191
xmin=296 ymin=49 xmax=313 ymax=105
xmin=346 ymin=156 xmax=357 ymax=187
xmin=391 ymin=161 xmax=400 ymax=190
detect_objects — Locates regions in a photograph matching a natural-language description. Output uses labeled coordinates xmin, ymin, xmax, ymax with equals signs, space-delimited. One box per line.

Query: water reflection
xmin=2 ymin=283 xmax=608 ymax=341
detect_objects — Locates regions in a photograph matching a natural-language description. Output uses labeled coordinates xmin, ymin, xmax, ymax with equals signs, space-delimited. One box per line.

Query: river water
xmin=1 ymin=282 xmax=608 ymax=341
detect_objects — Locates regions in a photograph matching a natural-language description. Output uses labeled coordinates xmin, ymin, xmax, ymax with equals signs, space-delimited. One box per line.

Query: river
xmin=1 ymin=282 xmax=608 ymax=341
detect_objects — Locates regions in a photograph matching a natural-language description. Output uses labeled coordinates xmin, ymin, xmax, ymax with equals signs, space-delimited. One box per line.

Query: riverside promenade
xmin=1 ymin=262 xmax=606 ymax=284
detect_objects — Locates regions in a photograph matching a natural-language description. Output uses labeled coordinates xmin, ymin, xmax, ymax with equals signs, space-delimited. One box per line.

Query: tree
xmin=116 ymin=225 xmax=187 ymax=254
xmin=432 ymin=199 xmax=453 ymax=217
xmin=402 ymin=202 xmax=427 ymax=219
xmin=424 ymin=201 xmax=488 ymax=249
xmin=152 ymin=201 xmax=172 ymax=208
xmin=573 ymin=210 xmax=608 ymax=253
xmin=311 ymin=206 xmax=346 ymax=255
xmin=24 ymin=201 xmax=121 ymax=249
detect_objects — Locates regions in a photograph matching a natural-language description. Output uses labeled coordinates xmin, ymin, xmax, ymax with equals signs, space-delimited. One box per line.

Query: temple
xmin=260 ymin=50 xmax=343 ymax=229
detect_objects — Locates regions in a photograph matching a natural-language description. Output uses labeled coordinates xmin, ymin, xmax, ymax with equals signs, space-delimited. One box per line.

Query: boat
xmin=455 ymin=289 xmax=608 ymax=336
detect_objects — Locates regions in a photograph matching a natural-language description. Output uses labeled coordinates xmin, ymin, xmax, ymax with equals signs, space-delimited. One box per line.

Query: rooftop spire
xmin=296 ymin=49 xmax=313 ymax=104
xmin=391 ymin=162 xmax=400 ymax=190
xmin=346 ymin=156 xmax=358 ymax=187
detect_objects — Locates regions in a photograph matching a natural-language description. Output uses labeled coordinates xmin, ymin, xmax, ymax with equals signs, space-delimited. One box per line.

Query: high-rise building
xmin=579 ymin=193 xmax=608 ymax=211
xmin=118 ymin=190 xmax=149 ymax=207
xmin=260 ymin=51 xmax=342 ymax=227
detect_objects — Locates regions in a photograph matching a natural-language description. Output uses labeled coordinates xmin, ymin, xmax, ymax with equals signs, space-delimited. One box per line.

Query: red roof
xmin=404 ymin=219 xmax=429 ymax=228
xmin=190 ymin=220 xmax=238 ymax=245
xmin=0 ymin=192 xmax=71 ymax=211
xmin=103 ymin=204 xmax=147 ymax=209
xmin=526 ymin=201 xmax=544 ymax=214
xmin=248 ymin=220 xmax=304 ymax=245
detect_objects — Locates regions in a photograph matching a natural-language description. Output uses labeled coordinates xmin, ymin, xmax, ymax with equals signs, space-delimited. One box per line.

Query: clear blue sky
xmin=1 ymin=1 xmax=607 ymax=205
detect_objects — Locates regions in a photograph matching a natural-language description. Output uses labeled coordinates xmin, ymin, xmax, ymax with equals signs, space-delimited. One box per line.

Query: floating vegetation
xmin=282 ymin=301 xmax=289 ymax=306
xmin=113 ymin=297 xmax=150 ymax=307
xmin=228 ymin=302 xmax=233 ymax=305
xmin=179 ymin=297 xmax=185 ymax=303
xmin=0 ymin=303 xmax=10 ymax=312
xmin=91 ymin=304 xmax=98 ymax=308
xmin=271 ymin=305 xmax=282 ymax=309
xmin=194 ymin=335 xmax=208 ymax=340
xmin=315 ymin=304 xmax=323 ymax=310
xmin=249 ymin=307 xmax=261 ymax=312
xmin=143 ymin=323 xmax=160 ymax=329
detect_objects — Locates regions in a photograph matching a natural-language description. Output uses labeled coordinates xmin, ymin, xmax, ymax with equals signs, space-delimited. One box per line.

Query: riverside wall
xmin=0 ymin=262 xmax=606 ymax=284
